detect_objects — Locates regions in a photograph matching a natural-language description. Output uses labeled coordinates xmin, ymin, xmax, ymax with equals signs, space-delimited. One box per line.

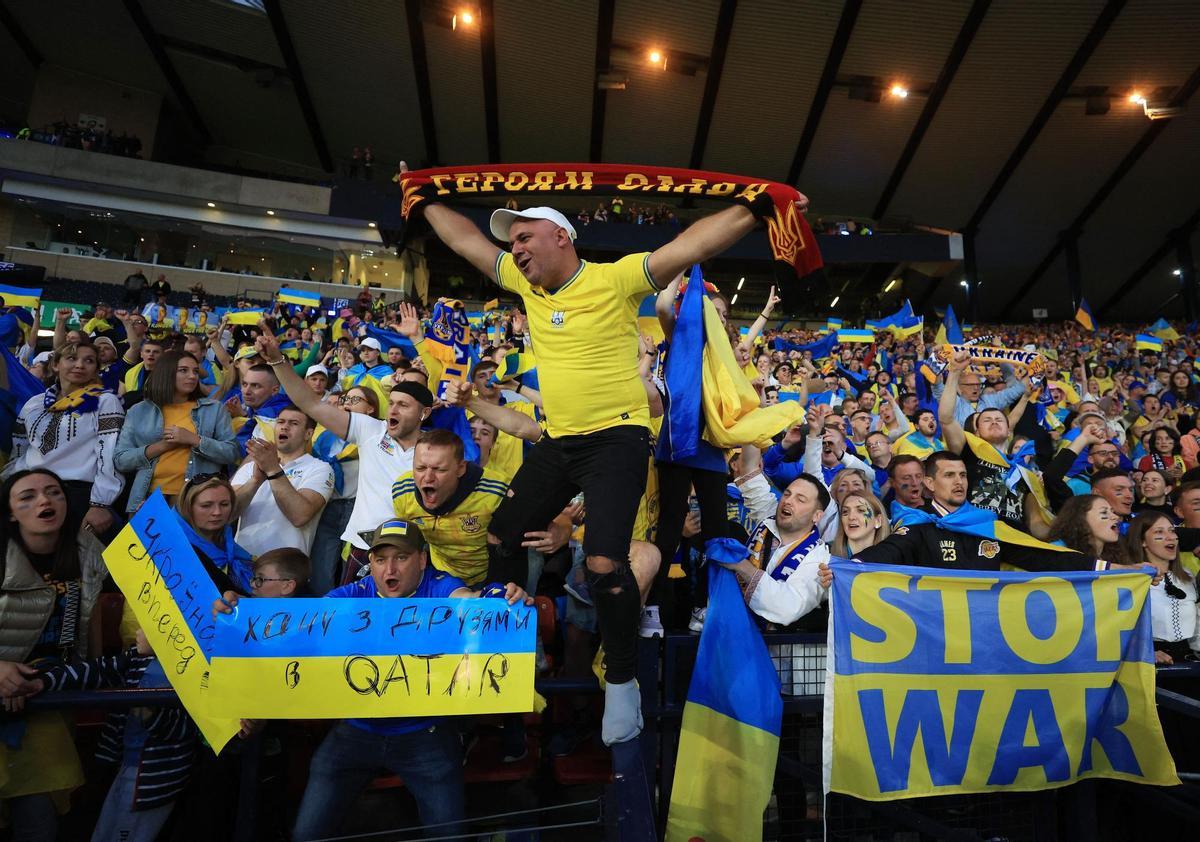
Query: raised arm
xmin=396 ymin=162 xmax=504 ymax=286
xmin=445 ymin=381 xmax=541 ymax=442
xmin=646 ymin=205 xmax=758 ymax=285
xmin=655 ymin=273 xmax=684 ymax=340
xmin=741 ymin=286 xmax=780 ymax=349
xmin=939 ymin=350 xmax=969 ymax=455
xmin=255 ymin=322 xmax=351 ymax=439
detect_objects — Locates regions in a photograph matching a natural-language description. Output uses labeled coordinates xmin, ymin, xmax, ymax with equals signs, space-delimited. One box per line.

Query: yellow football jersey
xmin=495 ymin=251 xmax=658 ymax=438
xmin=391 ymin=467 xmax=509 ymax=585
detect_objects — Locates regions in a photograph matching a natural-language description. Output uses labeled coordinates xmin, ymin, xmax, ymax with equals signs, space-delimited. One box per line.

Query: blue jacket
xmin=114 ymin=396 xmax=241 ymax=512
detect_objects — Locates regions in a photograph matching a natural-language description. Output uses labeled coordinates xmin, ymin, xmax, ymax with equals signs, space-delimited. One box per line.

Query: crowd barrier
xmin=20 ymin=634 xmax=1200 ymax=840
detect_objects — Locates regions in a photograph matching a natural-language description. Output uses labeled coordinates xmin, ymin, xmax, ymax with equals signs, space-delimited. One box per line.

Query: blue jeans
xmin=309 ymin=498 xmax=354 ymax=595
xmin=90 ymin=763 xmax=174 ymax=842
xmin=293 ymin=721 xmax=464 ymax=840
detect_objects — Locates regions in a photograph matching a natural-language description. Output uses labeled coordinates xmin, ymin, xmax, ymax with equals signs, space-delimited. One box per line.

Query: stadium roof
xmin=1 ymin=0 xmax=1198 ymax=320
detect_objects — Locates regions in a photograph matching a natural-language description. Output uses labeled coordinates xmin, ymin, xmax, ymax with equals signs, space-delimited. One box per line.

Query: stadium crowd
xmin=0 ymin=191 xmax=1197 ymax=840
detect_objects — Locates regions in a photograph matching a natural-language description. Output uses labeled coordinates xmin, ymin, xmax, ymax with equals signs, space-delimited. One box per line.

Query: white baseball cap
xmin=306 ymin=364 xmax=329 ymax=378
xmin=489 ymin=206 xmax=577 ymax=242
xmin=359 ymin=338 xmax=382 ymax=352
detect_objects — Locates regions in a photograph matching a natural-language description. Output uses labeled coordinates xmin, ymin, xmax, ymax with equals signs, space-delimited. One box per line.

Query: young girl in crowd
xmin=115 ymin=350 xmax=241 ymax=513
xmin=830 ymin=491 xmax=891 ymax=557
xmin=1122 ymin=512 xmax=1198 ymax=664
xmin=0 ymin=469 xmax=108 ymax=841
xmin=1046 ymin=494 xmax=1125 ymax=565
xmin=1135 ymin=468 xmax=1175 ymax=518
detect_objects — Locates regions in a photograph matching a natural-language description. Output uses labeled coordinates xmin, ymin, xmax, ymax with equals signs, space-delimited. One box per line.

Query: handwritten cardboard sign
xmin=208 ymin=596 xmax=537 ymax=718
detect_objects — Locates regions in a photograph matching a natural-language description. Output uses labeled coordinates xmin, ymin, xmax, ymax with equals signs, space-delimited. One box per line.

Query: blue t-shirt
xmin=325 ymin=566 xmax=466 ymax=735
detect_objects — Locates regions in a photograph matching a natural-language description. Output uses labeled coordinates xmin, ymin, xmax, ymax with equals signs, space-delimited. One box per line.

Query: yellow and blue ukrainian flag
xmin=1135 ymin=333 xmax=1163 ymax=352
xmin=278 ymin=287 xmax=321 ymax=308
xmin=0 ymin=284 xmax=40 ymax=309
xmin=226 ymin=308 xmax=268 ymax=326
xmin=837 ymin=328 xmax=875 ymax=343
xmin=1074 ymin=298 xmax=1095 ymax=332
xmin=666 ymin=560 xmax=781 ymax=842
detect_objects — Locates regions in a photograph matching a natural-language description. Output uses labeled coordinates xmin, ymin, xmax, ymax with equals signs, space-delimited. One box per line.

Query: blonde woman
xmin=831 ymin=491 xmax=891 ymax=557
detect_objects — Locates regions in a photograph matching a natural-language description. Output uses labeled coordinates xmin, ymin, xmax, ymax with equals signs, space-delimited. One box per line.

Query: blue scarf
xmin=174 ymin=511 xmax=253 ymax=592
xmin=764 ymin=527 xmax=822 ymax=582
xmin=659 ymin=265 xmax=705 ymax=463
xmin=890 ymin=501 xmax=996 ymax=538
xmin=310 ymin=427 xmax=357 ymax=495
xmin=1001 ymin=439 xmax=1038 ymax=492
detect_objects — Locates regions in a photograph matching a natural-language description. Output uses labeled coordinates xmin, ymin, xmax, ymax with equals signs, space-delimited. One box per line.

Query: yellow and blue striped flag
xmin=484 ymin=298 xmax=499 ymax=311
xmin=1075 ymin=298 xmax=1095 ymax=332
xmin=837 ymin=328 xmax=876 ymax=343
xmin=827 ymin=317 xmax=843 ymax=332
xmin=490 ymin=348 xmax=537 ymax=385
xmin=1135 ymin=333 xmax=1163 ymax=352
xmin=278 ymin=287 xmax=321 ymax=308
xmin=666 ymin=553 xmax=781 ymax=842
xmin=0 ymin=284 xmax=41 ymax=309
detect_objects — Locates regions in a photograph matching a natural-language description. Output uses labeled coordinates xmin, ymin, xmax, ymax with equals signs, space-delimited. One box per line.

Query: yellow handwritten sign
xmin=208 ymin=597 xmax=537 ymax=718
xmin=102 ymin=493 xmax=240 ymax=753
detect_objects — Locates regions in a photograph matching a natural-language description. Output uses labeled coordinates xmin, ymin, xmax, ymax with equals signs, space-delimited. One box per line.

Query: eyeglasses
xmin=340 ymin=395 xmax=368 ymax=406
xmin=251 ymin=575 xmax=295 ymax=588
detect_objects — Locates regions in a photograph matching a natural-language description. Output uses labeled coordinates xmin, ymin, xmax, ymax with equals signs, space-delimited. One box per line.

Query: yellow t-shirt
xmin=495 ymin=251 xmax=657 ymax=438
xmin=152 ymin=402 xmax=197 ymax=495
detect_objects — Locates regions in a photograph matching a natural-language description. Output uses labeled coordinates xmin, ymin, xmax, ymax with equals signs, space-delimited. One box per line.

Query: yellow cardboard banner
xmin=102 ymin=492 xmax=240 ymax=753
xmin=208 ymin=597 xmax=537 ymax=718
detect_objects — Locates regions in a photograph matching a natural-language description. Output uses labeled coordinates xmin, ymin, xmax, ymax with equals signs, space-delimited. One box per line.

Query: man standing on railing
xmin=401 ymin=161 xmax=807 ymax=747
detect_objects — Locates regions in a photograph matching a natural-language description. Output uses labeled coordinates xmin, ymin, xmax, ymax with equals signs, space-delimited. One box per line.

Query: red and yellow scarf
xmin=399 ymin=163 xmax=823 ymax=284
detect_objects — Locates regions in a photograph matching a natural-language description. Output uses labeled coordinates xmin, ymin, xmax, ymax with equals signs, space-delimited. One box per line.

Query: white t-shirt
xmin=233 ymin=453 xmax=334 ymax=556
xmin=341 ymin=413 xmax=416 ymax=549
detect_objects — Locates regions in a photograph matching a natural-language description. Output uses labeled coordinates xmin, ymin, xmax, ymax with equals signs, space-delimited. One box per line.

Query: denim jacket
xmin=114 ymin=397 xmax=241 ymax=512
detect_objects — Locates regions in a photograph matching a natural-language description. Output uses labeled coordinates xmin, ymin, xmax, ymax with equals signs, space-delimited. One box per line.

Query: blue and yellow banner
xmin=208 ymin=596 xmax=536 ymax=718
xmin=278 ymin=287 xmax=321 ymax=308
xmin=0 ymin=283 xmax=41 ymax=309
xmin=101 ymin=492 xmax=240 ymax=753
xmin=225 ymin=308 xmax=268 ymax=326
xmin=837 ymin=328 xmax=876 ymax=344
xmin=1135 ymin=333 xmax=1163 ymax=352
xmin=824 ymin=560 xmax=1177 ymax=800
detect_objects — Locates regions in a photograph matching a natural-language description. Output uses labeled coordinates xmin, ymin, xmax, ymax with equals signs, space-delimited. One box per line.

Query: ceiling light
xmin=206 ymin=201 xmax=216 ymax=208
xmin=460 ymin=10 xmax=474 ymax=24
xmin=368 ymin=222 xmax=377 ymax=228
xmin=960 ymin=279 xmax=969 ymax=287
xmin=1173 ymin=268 xmax=1182 ymax=276
xmin=830 ymin=296 xmax=840 ymax=308
xmin=1128 ymin=92 xmax=1146 ymax=106
xmin=267 ymin=210 xmax=275 ymax=216
xmin=648 ymin=49 xmax=666 ymax=70
xmin=77 ymin=229 xmax=82 ymax=234
xmin=737 ymin=277 xmax=745 ymax=290
xmin=884 ymin=279 xmax=896 ymax=292
xmin=730 ymin=293 xmax=739 ymax=305
xmin=889 ymin=84 xmax=908 ymax=99
xmin=139 ymin=237 xmax=144 ymax=242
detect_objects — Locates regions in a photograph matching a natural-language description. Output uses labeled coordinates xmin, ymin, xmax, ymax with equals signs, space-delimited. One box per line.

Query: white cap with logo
xmin=489 ymin=206 xmax=578 ymax=242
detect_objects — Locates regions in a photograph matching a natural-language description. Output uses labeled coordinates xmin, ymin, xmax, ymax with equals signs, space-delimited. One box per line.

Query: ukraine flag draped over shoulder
xmin=671 ymin=266 xmax=803 ymax=449
xmin=666 ymin=561 xmax=781 ymax=842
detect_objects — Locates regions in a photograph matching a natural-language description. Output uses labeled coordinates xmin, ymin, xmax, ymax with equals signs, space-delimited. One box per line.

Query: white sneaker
xmin=688 ymin=607 xmax=707 ymax=633
xmin=639 ymin=605 xmax=664 ymax=638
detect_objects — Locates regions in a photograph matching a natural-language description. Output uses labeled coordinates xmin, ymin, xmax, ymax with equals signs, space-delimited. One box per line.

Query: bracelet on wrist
xmin=266 ymin=469 xmax=285 ymax=480
xmin=266 ymin=357 xmax=287 ymax=367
